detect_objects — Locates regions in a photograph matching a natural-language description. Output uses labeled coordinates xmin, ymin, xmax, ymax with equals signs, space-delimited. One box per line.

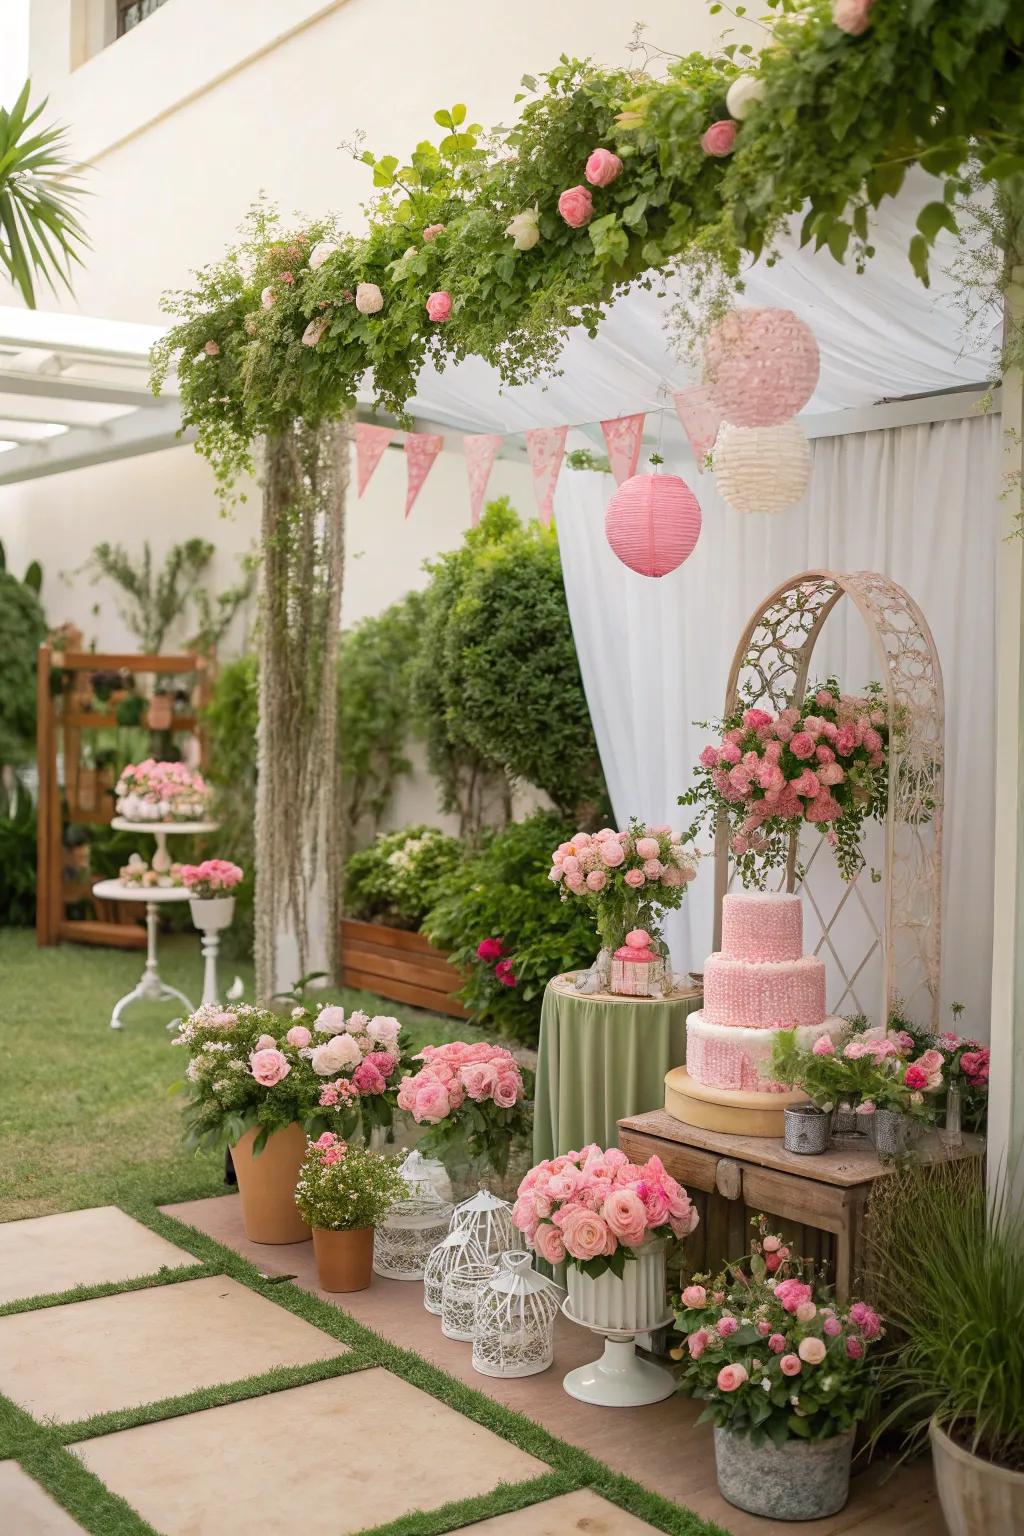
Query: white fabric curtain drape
xmin=555 ymin=413 xmax=1000 ymax=1035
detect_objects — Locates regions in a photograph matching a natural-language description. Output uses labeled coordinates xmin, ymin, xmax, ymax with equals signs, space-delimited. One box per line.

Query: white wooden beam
xmin=0 ymin=369 xmax=166 ymax=410
xmin=0 ymin=399 xmax=190 ymax=484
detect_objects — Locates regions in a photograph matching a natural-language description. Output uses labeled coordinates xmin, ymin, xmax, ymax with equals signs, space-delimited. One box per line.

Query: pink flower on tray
xmin=249 ymin=1048 xmax=291 ymax=1087
xmin=700 ymin=120 xmax=737 ymax=157
xmin=584 ymin=147 xmax=623 ymax=186
xmin=557 ymin=185 xmax=594 ymax=228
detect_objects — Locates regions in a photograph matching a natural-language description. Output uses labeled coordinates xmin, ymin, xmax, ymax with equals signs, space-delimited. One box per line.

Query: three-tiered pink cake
xmin=686 ymin=892 xmax=844 ymax=1094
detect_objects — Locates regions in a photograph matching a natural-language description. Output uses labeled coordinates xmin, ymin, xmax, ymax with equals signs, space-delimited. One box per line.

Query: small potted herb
xmin=295 ymin=1133 xmax=406 ymax=1292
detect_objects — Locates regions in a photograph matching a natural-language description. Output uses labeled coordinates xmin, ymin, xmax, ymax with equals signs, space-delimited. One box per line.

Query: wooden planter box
xmin=339 ymin=918 xmax=470 ymax=1019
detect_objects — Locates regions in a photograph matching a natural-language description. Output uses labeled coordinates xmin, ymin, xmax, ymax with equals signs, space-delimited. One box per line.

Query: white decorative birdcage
xmin=449 ymin=1187 xmax=516 ymax=1258
xmin=440 ymin=1262 xmax=496 ymax=1342
xmin=397 ymin=1148 xmax=453 ymax=1204
xmin=472 ymin=1251 xmax=565 ymax=1379
xmin=372 ymin=1193 xmax=453 ymax=1281
xmin=423 ymin=1226 xmax=491 ymax=1315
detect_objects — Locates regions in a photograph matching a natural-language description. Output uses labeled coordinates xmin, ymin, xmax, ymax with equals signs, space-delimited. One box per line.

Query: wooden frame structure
xmin=36 ymin=645 xmax=211 ymax=948
xmin=713 ymin=569 xmax=945 ymax=1031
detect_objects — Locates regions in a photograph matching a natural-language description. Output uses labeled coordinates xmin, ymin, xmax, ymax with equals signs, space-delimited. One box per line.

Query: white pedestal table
xmin=91 ymin=880 xmax=196 ymax=1029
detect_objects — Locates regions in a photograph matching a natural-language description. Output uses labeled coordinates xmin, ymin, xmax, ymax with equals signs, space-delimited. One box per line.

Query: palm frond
xmin=0 ymin=79 xmax=88 ymax=307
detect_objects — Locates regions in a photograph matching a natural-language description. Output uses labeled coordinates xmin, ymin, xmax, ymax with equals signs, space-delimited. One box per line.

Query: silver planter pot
xmin=783 ymin=1103 xmax=831 ymax=1155
xmin=714 ymin=1424 xmax=855 ymax=1521
xmin=832 ymin=1104 xmax=858 ymax=1137
xmin=869 ymin=1107 xmax=916 ymax=1157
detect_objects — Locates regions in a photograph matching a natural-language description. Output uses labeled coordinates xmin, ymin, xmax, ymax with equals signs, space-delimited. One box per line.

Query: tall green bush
xmin=339 ymin=592 xmax=423 ymax=836
xmin=0 ymin=570 xmax=47 ymax=768
xmin=344 ymin=825 xmax=464 ymax=931
xmin=425 ymin=811 xmax=597 ymax=1046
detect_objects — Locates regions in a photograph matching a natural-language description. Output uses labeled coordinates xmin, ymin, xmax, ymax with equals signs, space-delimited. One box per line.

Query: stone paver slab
xmin=73 ymin=1370 xmax=546 ymax=1535
xmin=0 ymin=1206 xmax=196 ymax=1305
xmin=0 ymin=1461 xmax=86 ymax=1534
xmin=0 ymin=1276 xmax=345 ymax=1422
xmin=461 ymin=1489 xmax=664 ymax=1534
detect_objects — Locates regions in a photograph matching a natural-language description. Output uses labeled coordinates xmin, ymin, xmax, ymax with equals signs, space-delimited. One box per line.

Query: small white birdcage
xmin=440 ymin=1262 xmax=496 ymax=1341
xmin=449 ymin=1187 xmax=516 ymax=1258
xmin=397 ymin=1148 xmax=453 ymax=1204
xmin=472 ymin=1251 xmax=565 ymax=1379
xmin=372 ymin=1193 xmax=453 ymax=1281
xmin=423 ymin=1225 xmax=491 ymax=1315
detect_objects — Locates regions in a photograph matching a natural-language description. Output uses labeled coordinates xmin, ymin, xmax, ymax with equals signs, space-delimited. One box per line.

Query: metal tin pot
xmin=783 ymin=1103 xmax=831 ymax=1155
xmin=870 ymin=1107 xmax=915 ymax=1158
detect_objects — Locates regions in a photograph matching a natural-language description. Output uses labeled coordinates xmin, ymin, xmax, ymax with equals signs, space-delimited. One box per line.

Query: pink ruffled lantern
xmin=605 ymin=472 xmax=701 ymax=578
xmin=703 ymin=307 xmax=820 ymax=427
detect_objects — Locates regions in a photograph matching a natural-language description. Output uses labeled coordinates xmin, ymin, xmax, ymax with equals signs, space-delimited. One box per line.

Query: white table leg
xmin=200 ymin=929 xmax=221 ymax=1006
xmin=109 ymin=900 xmax=193 ymax=1029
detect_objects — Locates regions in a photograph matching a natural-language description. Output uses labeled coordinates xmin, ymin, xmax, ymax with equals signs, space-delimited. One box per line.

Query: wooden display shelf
xmin=339 ymin=918 xmax=469 ymax=1019
xmin=62 ymin=711 xmax=198 ymax=731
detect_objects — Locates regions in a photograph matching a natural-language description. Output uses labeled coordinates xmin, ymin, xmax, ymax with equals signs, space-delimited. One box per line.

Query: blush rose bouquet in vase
xmin=396 ymin=1041 xmax=530 ymax=1181
xmin=673 ymin=1217 xmax=883 ymax=1521
xmin=297 ymin=1003 xmax=408 ymax=1147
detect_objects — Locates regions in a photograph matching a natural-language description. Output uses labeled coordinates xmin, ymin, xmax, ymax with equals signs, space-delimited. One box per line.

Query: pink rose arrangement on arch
xmin=513 ymin=1144 xmax=698 ymax=1278
xmin=396 ymin=1041 xmax=529 ymax=1176
xmin=549 ymin=818 xmax=698 ymax=957
xmin=680 ymin=677 xmax=892 ymax=884
xmin=770 ymin=1024 xmax=944 ymax=1125
xmin=180 ymin=858 xmax=244 ymax=899
xmin=114 ymin=759 xmax=209 ymax=822
xmin=673 ymin=1217 xmax=883 ymax=1445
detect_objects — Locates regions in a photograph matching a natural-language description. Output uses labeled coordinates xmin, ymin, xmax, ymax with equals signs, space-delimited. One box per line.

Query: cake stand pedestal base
xmin=563 ymin=1334 xmax=675 ymax=1408
xmin=665 ymin=1066 xmax=807 ymax=1138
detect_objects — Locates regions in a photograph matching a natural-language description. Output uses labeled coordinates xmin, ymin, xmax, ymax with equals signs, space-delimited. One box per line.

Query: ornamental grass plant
xmin=866 ymin=1161 xmax=1024 ymax=1472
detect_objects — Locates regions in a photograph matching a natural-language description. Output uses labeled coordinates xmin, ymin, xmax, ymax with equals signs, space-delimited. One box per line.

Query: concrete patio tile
xmin=0 ymin=1461 xmax=87 ymax=1534
xmin=461 ymin=1489 xmax=665 ymax=1534
xmin=73 ymin=1370 xmax=546 ymax=1536
xmin=0 ymin=1206 xmax=196 ymax=1305
xmin=0 ymin=1276 xmax=345 ymax=1423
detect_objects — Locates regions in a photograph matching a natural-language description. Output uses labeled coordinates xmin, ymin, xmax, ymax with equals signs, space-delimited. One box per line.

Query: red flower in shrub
xmin=476 ymin=937 xmax=504 ymax=962
xmin=494 ymin=958 xmax=517 ymax=988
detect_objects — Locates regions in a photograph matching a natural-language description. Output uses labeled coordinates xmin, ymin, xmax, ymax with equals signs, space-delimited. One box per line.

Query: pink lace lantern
xmin=605 ymin=473 xmax=701 ymax=578
xmin=703 ymin=307 xmax=820 ymax=427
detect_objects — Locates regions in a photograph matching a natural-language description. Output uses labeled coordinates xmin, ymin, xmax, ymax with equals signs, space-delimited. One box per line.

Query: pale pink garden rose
xmin=700 ymin=120 xmax=737 ymax=157
xmin=462 ymin=1062 xmax=498 ymax=1102
xmin=557 ymin=185 xmax=594 ymax=228
xmin=412 ymin=1078 xmax=452 ymax=1123
xmin=311 ymin=1032 xmax=362 ymax=1076
xmin=203 ymin=339 xmax=220 ymax=356
xmin=316 ymin=1006 xmax=347 ymax=1035
xmin=367 ymin=1015 xmax=401 ymax=1049
xmin=681 ymin=1284 xmax=706 ymax=1308
xmin=718 ymin=1316 xmax=739 ymax=1337
xmin=602 ymin=1188 xmax=647 ymax=1246
xmin=422 ymin=223 xmax=445 ymax=241
xmin=249 ymin=1048 xmax=291 ymax=1087
xmin=795 ymin=1301 xmax=818 ymax=1323
xmin=352 ymin=1060 xmax=386 ymax=1096
xmin=687 ymin=1328 xmax=710 ymax=1360
xmin=756 ymin=1319 xmax=773 ymax=1336
xmin=585 ymin=869 xmax=607 ymax=892
xmin=533 ymin=1221 xmax=567 ymax=1266
xmin=355 ymin=282 xmax=384 ymax=315
xmin=823 ymin=1315 xmax=843 ymax=1337
xmin=799 ymin=1336 xmax=827 ymax=1365
xmin=308 ymin=239 xmax=339 ymax=270
xmin=790 ymin=732 xmax=816 ymax=760
xmin=717 ymin=1363 xmax=748 ymax=1392
xmin=426 ymin=290 xmax=452 ymax=322
xmin=635 ymin=836 xmax=660 ymax=860
xmin=780 ymin=1353 xmax=803 ymax=1377
xmin=642 ymin=858 xmax=664 ymax=879
xmin=812 ymin=1035 xmax=835 ymax=1056
xmin=600 ymin=839 xmax=625 ymax=868
xmin=585 ymin=147 xmax=623 ymax=186
xmin=493 ymin=1074 xmax=522 ymax=1109
xmin=255 ymin=1033 xmax=277 ymax=1051
xmin=832 ymin=0 xmax=874 ymax=35
xmin=565 ymin=871 xmax=585 ymax=893
xmin=661 ymin=865 xmax=686 ymax=887
xmin=557 ymin=1207 xmax=613 ymax=1262
xmin=762 ymin=1235 xmax=782 ymax=1253
xmin=623 ymin=868 xmax=646 ymax=888
xmin=768 ymin=1332 xmax=787 ymax=1353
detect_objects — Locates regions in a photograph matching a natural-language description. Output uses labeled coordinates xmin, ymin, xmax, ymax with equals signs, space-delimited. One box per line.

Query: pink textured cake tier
xmin=686 ymin=1010 xmax=846 ymax=1094
xmin=703 ymin=952 xmax=826 ymax=1030
xmin=721 ymin=892 xmax=803 ymax=962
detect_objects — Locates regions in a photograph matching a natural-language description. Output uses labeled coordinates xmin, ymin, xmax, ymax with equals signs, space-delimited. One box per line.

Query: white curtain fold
xmin=555 ymin=413 xmax=1000 ymax=1035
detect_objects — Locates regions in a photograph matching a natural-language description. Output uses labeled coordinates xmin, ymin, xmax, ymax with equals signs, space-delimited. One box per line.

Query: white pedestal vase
xmin=189 ymin=897 xmax=236 ymax=1006
xmin=562 ymin=1238 xmax=674 ymax=1407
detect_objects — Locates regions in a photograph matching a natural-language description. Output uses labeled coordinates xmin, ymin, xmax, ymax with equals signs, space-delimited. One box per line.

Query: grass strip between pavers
xmin=0 ymin=1196 xmax=734 ymax=1536
xmin=0 ymin=1261 xmax=210 ymax=1318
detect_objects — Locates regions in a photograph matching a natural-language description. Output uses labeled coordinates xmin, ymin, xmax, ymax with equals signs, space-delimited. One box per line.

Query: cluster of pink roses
xmin=549 ymin=823 xmax=697 ymax=901
xmin=476 ymin=937 xmax=516 ymax=988
xmin=304 ymin=1006 xmax=403 ymax=1108
xmin=808 ymin=1029 xmax=943 ymax=1115
xmin=555 ymin=146 xmax=624 ymax=232
xmin=397 ymin=1041 xmax=524 ymax=1125
xmin=936 ymin=1031 xmax=990 ymax=1089
xmin=513 ymin=1145 xmax=698 ymax=1274
xmin=114 ymin=758 xmax=209 ymax=822
xmin=180 ymin=858 xmax=244 ymax=898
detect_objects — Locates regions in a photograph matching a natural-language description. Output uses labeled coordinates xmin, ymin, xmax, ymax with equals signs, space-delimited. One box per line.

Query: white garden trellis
xmin=712 ymin=569 xmax=945 ymax=1031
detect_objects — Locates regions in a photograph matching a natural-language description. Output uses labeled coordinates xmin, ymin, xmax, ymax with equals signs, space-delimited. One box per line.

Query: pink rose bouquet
xmin=901 ymin=1005 xmax=989 ymax=1134
xmin=301 ymin=1003 xmax=407 ymax=1143
xmin=770 ymin=1024 xmax=943 ymax=1124
xmin=396 ymin=1041 xmax=529 ymax=1176
xmin=513 ymin=1144 xmax=698 ymax=1278
xmin=115 ymin=759 xmax=209 ymax=822
xmin=180 ymin=858 xmax=244 ymax=899
xmin=674 ymin=1217 xmax=883 ymax=1444
xmin=549 ymin=818 xmax=698 ymax=958
xmin=681 ymin=677 xmax=891 ymax=883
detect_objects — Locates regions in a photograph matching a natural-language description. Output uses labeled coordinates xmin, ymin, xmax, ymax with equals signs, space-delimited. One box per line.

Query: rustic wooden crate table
xmin=618 ymin=1109 xmax=984 ymax=1299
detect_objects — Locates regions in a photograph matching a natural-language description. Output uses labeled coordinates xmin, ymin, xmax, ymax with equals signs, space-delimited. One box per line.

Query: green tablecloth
xmin=533 ymin=973 xmax=702 ymax=1163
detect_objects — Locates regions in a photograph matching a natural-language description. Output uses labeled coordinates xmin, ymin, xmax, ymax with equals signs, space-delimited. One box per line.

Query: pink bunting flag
xmin=672 ymin=386 xmax=723 ymax=470
xmin=525 ymin=425 xmax=568 ymax=526
xmin=600 ymin=413 xmax=646 ymax=485
xmin=464 ymin=433 xmax=503 ymax=526
xmin=355 ymin=423 xmax=393 ymax=497
xmin=404 ymin=432 xmax=444 ymax=517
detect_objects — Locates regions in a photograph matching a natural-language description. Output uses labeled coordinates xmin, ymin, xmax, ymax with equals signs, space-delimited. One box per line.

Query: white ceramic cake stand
xmin=110 ymin=817 xmax=219 ymax=872
xmin=561 ymin=1297 xmax=676 ymax=1407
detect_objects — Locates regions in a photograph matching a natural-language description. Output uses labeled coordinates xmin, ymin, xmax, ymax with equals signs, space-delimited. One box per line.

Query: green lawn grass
xmin=0 ymin=929 xmax=471 ymax=1222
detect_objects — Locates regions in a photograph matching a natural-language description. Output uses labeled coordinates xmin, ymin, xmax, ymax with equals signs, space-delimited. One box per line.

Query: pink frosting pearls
xmin=703 ymin=954 xmax=826 ymax=1030
xmin=720 ymin=892 xmax=803 ymax=962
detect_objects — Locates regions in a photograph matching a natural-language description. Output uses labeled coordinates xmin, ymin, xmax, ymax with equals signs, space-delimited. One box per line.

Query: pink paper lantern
xmin=703 ymin=307 xmax=820 ymax=427
xmin=605 ymin=473 xmax=701 ymax=578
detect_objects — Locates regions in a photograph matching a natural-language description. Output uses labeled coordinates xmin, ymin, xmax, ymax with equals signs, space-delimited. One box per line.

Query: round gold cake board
xmin=664 ymin=1066 xmax=806 ymax=1138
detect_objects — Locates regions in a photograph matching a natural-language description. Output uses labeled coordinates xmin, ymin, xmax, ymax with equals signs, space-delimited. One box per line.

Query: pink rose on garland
xmin=249 ymin=1047 xmax=291 ymax=1087
xmin=422 ymin=223 xmax=445 ymax=241
xmin=557 ymin=185 xmax=594 ymax=228
xmin=584 ymin=148 xmax=623 ymax=186
xmin=832 ymin=0 xmax=874 ymax=35
xmin=700 ymin=120 xmax=737 ymax=157
xmin=426 ymin=290 xmax=452 ymax=322
xmin=203 ymin=339 xmax=220 ymax=356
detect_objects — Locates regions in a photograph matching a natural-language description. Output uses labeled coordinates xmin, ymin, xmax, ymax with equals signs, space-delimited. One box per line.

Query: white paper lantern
xmin=440 ymin=1262 xmax=497 ymax=1342
xmin=423 ymin=1226 xmax=491 ymax=1315
xmin=449 ymin=1188 xmax=516 ymax=1258
xmin=372 ymin=1193 xmax=453 ymax=1280
xmin=472 ymin=1252 xmax=566 ymax=1379
xmin=713 ymin=421 xmax=810 ymax=514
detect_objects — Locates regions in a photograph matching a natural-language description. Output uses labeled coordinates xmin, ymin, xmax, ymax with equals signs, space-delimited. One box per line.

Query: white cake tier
xmin=721 ymin=892 xmax=803 ymax=963
xmin=703 ymin=952 xmax=826 ymax=1030
xmin=685 ymin=1010 xmax=846 ymax=1095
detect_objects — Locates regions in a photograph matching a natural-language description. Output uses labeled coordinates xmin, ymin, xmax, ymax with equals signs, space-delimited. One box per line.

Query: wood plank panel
xmin=57 ymin=920 xmax=146 ymax=950
xmin=341 ymin=966 xmax=470 ymax=1020
xmin=340 ymin=946 xmax=459 ymax=992
xmin=340 ymin=918 xmax=448 ymax=958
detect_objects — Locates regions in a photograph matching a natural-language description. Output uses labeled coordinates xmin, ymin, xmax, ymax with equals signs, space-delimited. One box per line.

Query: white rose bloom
xmin=726 ymin=75 xmax=765 ymax=120
xmin=505 ymin=210 xmax=540 ymax=251
xmin=308 ymin=240 xmax=339 ymax=271
xmin=355 ymin=282 xmax=384 ymax=315
xmin=291 ymin=1006 xmax=306 ymax=1019
xmin=261 ymin=285 xmax=276 ymax=310
xmin=311 ymin=1033 xmax=362 ymax=1076
xmin=315 ymin=1005 xmax=347 ymax=1035
xmin=367 ymin=1015 xmax=401 ymax=1048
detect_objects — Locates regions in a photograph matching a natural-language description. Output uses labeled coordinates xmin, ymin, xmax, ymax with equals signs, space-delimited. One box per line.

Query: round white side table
xmin=92 ymin=880 xmax=196 ymax=1030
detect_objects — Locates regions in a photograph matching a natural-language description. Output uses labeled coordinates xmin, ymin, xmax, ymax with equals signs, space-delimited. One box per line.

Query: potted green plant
xmin=180 ymin=857 xmax=244 ymax=931
xmin=867 ymin=1164 xmax=1024 ymax=1536
xmin=673 ymin=1218 xmax=884 ymax=1521
xmin=295 ymin=1133 xmax=406 ymax=1292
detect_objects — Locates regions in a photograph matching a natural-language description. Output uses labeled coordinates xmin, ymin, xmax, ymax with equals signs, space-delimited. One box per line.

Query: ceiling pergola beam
xmin=0 ymin=370 xmax=166 ymax=409
xmin=0 ymin=399 xmax=190 ymax=485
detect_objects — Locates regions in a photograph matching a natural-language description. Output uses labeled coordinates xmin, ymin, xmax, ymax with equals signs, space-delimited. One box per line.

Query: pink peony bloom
xmin=600 ymin=840 xmax=625 ymax=868
xmin=790 ymin=732 xmax=816 ymax=760
xmin=681 ymin=1284 xmax=707 ymax=1308
xmin=742 ymin=708 xmax=773 ymax=730
xmin=286 ymin=1025 xmax=312 ymax=1049
xmin=720 ymin=742 xmax=742 ymax=765
xmin=812 ymin=1035 xmax=836 ymax=1056
xmin=585 ymin=869 xmax=607 ymax=892
xmin=699 ymin=745 xmax=719 ymax=768
xmin=774 ymin=1279 xmax=812 ymax=1314
xmin=717 ymin=1363 xmax=748 ymax=1392
xmin=701 ymin=120 xmax=737 ymax=157
xmin=585 ymin=148 xmax=623 ymax=186
xmin=903 ymin=1064 xmax=929 ymax=1090
xmin=768 ymin=1332 xmax=787 ymax=1353
xmin=835 ymin=725 xmax=858 ymax=756
xmin=352 ymin=1061 xmax=387 ymax=1097
xmin=687 ymin=1328 xmax=710 ymax=1360
xmin=623 ymin=868 xmax=646 ymax=888
xmin=832 ymin=0 xmax=875 ymax=35
xmin=422 ymin=223 xmax=445 ymax=241
xmin=718 ymin=1316 xmax=739 ymax=1337
xmin=780 ymin=1353 xmax=803 ymax=1377
xmin=795 ymin=1301 xmax=818 ymax=1324
xmin=635 ymin=837 xmax=660 ymax=860
xmin=855 ymin=1100 xmax=876 ymax=1116
xmin=426 ymin=290 xmax=452 ymax=322
xmin=765 ymin=1252 xmax=782 ymax=1274
xmin=846 ymin=1335 xmax=865 ymax=1359
xmin=249 ymin=1048 xmax=291 ymax=1087
xmin=823 ymin=1315 xmax=842 ymax=1337
xmin=462 ymin=1062 xmax=498 ymax=1101
xmin=799 ymin=1336 xmax=827 ymax=1365
xmin=557 ymin=185 xmax=594 ymax=227
xmin=533 ymin=1221 xmax=567 ymax=1266
xmin=816 ymin=689 xmax=835 ymax=708
xmin=565 ymin=872 xmax=585 ymax=893
xmin=863 ymin=727 xmax=883 ymax=753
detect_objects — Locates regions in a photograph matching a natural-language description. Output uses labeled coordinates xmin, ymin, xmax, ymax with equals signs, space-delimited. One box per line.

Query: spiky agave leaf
xmin=0 ymin=79 xmax=88 ymax=307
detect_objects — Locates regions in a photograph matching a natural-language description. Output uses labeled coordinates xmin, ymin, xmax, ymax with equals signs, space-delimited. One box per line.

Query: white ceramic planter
xmin=562 ymin=1239 xmax=674 ymax=1408
xmin=189 ymin=896 xmax=236 ymax=932
xmin=930 ymin=1418 xmax=1024 ymax=1536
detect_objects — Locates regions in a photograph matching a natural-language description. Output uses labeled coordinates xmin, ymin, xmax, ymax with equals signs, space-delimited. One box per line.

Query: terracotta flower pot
xmin=930 ymin=1418 xmax=1024 ymax=1536
xmin=230 ymin=1124 xmax=310 ymax=1244
xmin=312 ymin=1227 xmax=375 ymax=1292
